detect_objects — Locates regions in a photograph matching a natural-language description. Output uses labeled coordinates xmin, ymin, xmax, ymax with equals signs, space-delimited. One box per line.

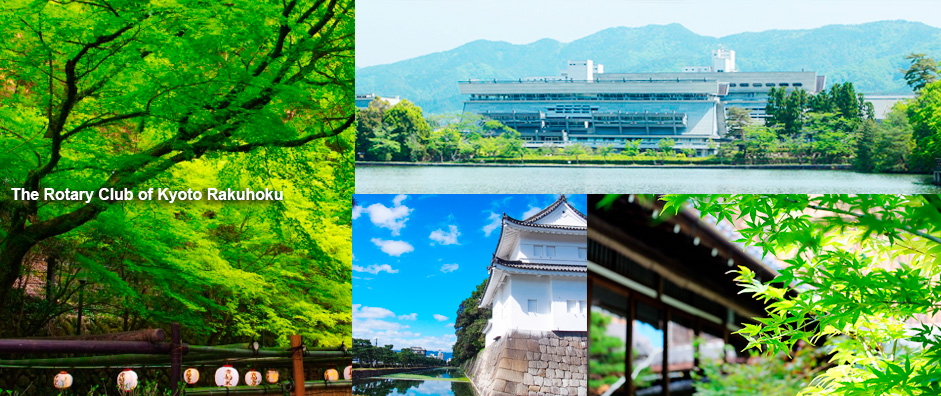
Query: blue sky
xmin=357 ymin=0 xmax=941 ymax=67
xmin=352 ymin=194 xmax=587 ymax=352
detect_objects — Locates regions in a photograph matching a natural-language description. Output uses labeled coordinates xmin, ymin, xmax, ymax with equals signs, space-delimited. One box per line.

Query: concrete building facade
xmin=459 ymin=49 xmax=825 ymax=156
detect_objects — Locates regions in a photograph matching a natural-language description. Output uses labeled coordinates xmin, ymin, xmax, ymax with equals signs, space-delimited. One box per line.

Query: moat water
xmin=356 ymin=165 xmax=941 ymax=194
xmin=353 ymin=368 xmax=474 ymax=396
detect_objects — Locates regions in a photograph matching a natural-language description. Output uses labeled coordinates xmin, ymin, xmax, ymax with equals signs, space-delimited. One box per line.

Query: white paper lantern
xmin=116 ymin=369 xmax=138 ymax=392
xmin=184 ymin=367 xmax=200 ymax=385
xmin=344 ymin=365 xmax=352 ymax=380
xmin=324 ymin=368 xmax=339 ymax=381
xmin=265 ymin=369 xmax=279 ymax=383
xmin=244 ymin=369 xmax=262 ymax=386
xmin=215 ymin=365 xmax=240 ymax=387
xmin=53 ymin=371 xmax=73 ymax=389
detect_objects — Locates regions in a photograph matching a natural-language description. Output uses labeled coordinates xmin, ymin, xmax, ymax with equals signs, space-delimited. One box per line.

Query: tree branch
xmin=219 ymin=114 xmax=353 ymax=153
xmin=62 ymin=111 xmax=149 ymax=139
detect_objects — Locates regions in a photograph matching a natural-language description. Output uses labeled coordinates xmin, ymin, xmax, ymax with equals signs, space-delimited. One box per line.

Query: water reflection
xmin=353 ymin=377 xmax=475 ymax=396
xmin=356 ymin=166 xmax=941 ymax=194
xmin=412 ymin=367 xmax=463 ymax=379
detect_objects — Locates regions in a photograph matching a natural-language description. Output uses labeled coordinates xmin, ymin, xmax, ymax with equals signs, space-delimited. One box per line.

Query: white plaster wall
xmin=551 ymin=277 xmax=588 ymax=331
xmin=515 ymin=233 xmax=585 ymax=265
xmin=486 ymin=280 xmax=511 ymax=347
xmin=506 ymin=276 xmax=553 ymax=333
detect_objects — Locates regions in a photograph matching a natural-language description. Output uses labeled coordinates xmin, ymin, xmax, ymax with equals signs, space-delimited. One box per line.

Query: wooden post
xmin=693 ymin=320 xmax=702 ymax=372
xmin=663 ymin=308 xmax=670 ymax=396
xmin=170 ymin=323 xmax=182 ymax=395
xmin=291 ymin=335 xmax=305 ymax=396
xmin=625 ymin=297 xmax=634 ymax=395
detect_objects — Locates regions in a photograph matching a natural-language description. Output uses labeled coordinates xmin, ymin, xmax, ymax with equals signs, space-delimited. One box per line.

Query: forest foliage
xmin=0 ymin=0 xmax=354 ymax=347
xmin=660 ymin=194 xmax=941 ymax=395
xmin=451 ymin=279 xmax=491 ymax=366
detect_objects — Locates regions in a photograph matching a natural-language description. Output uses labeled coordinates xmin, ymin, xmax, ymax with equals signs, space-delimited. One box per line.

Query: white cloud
xmin=429 ymin=225 xmax=460 ymax=245
xmin=360 ymin=196 xmax=412 ymax=235
xmin=352 ymin=304 xmax=395 ymax=319
xmin=393 ymin=194 xmax=408 ymax=206
xmin=371 ymin=238 xmax=414 ymax=256
xmin=445 ymin=323 xmax=454 ymax=328
xmin=355 ymin=318 xmax=406 ymax=332
xmin=352 ymin=205 xmax=363 ymax=219
xmin=433 ymin=314 xmax=448 ymax=322
xmin=440 ymin=263 xmax=459 ymax=273
xmin=521 ymin=205 xmax=542 ymax=220
xmin=482 ymin=212 xmax=502 ymax=237
xmin=398 ymin=313 xmax=418 ymax=320
xmin=353 ymin=264 xmax=399 ymax=275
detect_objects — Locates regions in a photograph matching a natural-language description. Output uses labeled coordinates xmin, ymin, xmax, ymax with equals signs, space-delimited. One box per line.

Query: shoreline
xmin=357 ymin=162 xmax=859 ymax=171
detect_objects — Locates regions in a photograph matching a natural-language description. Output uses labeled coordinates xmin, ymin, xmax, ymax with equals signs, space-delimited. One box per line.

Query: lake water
xmin=353 ymin=368 xmax=475 ymax=396
xmin=356 ymin=166 xmax=941 ymax=194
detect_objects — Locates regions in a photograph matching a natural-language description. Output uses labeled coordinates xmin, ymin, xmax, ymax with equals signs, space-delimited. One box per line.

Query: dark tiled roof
xmin=491 ymin=256 xmax=587 ymax=273
xmin=521 ymin=194 xmax=588 ymax=223
xmin=503 ymin=215 xmax=586 ymax=231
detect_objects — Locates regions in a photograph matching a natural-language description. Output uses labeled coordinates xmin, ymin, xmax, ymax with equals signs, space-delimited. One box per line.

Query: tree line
xmin=356 ymin=99 xmax=526 ymax=162
xmin=352 ymin=339 xmax=450 ymax=368
xmin=724 ymin=53 xmax=941 ymax=173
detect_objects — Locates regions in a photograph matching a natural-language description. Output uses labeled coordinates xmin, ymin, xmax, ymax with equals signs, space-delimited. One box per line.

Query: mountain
xmin=355 ymin=21 xmax=941 ymax=114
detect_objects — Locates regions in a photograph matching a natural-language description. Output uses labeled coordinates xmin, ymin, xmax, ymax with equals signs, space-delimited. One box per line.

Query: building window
xmin=793 ymin=83 xmax=803 ymax=87
xmin=578 ymin=247 xmax=587 ymax=259
xmin=580 ymin=300 xmax=588 ymax=314
xmin=534 ymin=245 xmax=544 ymax=257
xmin=567 ymin=300 xmax=577 ymax=313
xmin=528 ymin=299 xmax=538 ymax=313
xmin=546 ymin=246 xmax=556 ymax=258
xmin=739 ymin=83 xmax=749 ymax=87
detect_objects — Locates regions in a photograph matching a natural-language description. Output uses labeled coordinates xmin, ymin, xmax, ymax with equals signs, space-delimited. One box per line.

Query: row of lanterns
xmin=54 ymin=365 xmax=353 ymax=389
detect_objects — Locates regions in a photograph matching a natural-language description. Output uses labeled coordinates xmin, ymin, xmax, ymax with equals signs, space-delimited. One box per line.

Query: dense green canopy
xmin=0 ymin=0 xmax=353 ymax=348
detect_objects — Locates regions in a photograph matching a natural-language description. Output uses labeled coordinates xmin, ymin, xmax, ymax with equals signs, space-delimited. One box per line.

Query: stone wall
xmin=464 ymin=330 xmax=587 ymax=396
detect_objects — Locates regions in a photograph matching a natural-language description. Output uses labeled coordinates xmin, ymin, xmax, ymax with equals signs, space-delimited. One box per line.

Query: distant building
xmin=458 ymin=49 xmax=825 ymax=156
xmin=478 ymin=195 xmax=588 ymax=347
xmin=405 ymin=346 xmax=426 ymax=356
xmin=356 ymin=93 xmax=402 ymax=109
xmin=437 ymin=351 xmax=444 ymax=360
xmin=864 ymin=93 xmax=916 ymax=120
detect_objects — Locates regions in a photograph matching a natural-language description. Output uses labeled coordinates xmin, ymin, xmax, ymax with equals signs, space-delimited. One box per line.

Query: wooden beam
xmin=0 ymin=339 xmax=177 ymax=355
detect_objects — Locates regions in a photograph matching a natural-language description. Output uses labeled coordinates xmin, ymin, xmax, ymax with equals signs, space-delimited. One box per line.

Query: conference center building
xmin=458 ymin=49 xmax=825 ymax=156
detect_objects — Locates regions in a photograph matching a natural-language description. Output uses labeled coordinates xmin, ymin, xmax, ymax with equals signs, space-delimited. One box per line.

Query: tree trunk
xmin=45 ymin=255 xmax=57 ymax=303
xmin=0 ymin=231 xmax=37 ymax=309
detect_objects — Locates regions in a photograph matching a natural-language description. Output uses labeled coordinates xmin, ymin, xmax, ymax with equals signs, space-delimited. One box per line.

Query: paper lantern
xmin=215 ymin=365 xmax=240 ymax=387
xmin=184 ymin=367 xmax=200 ymax=385
xmin=265 ymin=369 xmax=279 ymax=383
xmin=324 ymin=368 xmax=339 ymax=381
xmin=244 ymin=369 xmax=262 ymax=386
xmin=344 ymin=365 xmax=352 ymax=380
xmin=53 ymin=371 xmax=73 ymax=389
xmin=116 ymin=369 xmax=138 ymax=392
